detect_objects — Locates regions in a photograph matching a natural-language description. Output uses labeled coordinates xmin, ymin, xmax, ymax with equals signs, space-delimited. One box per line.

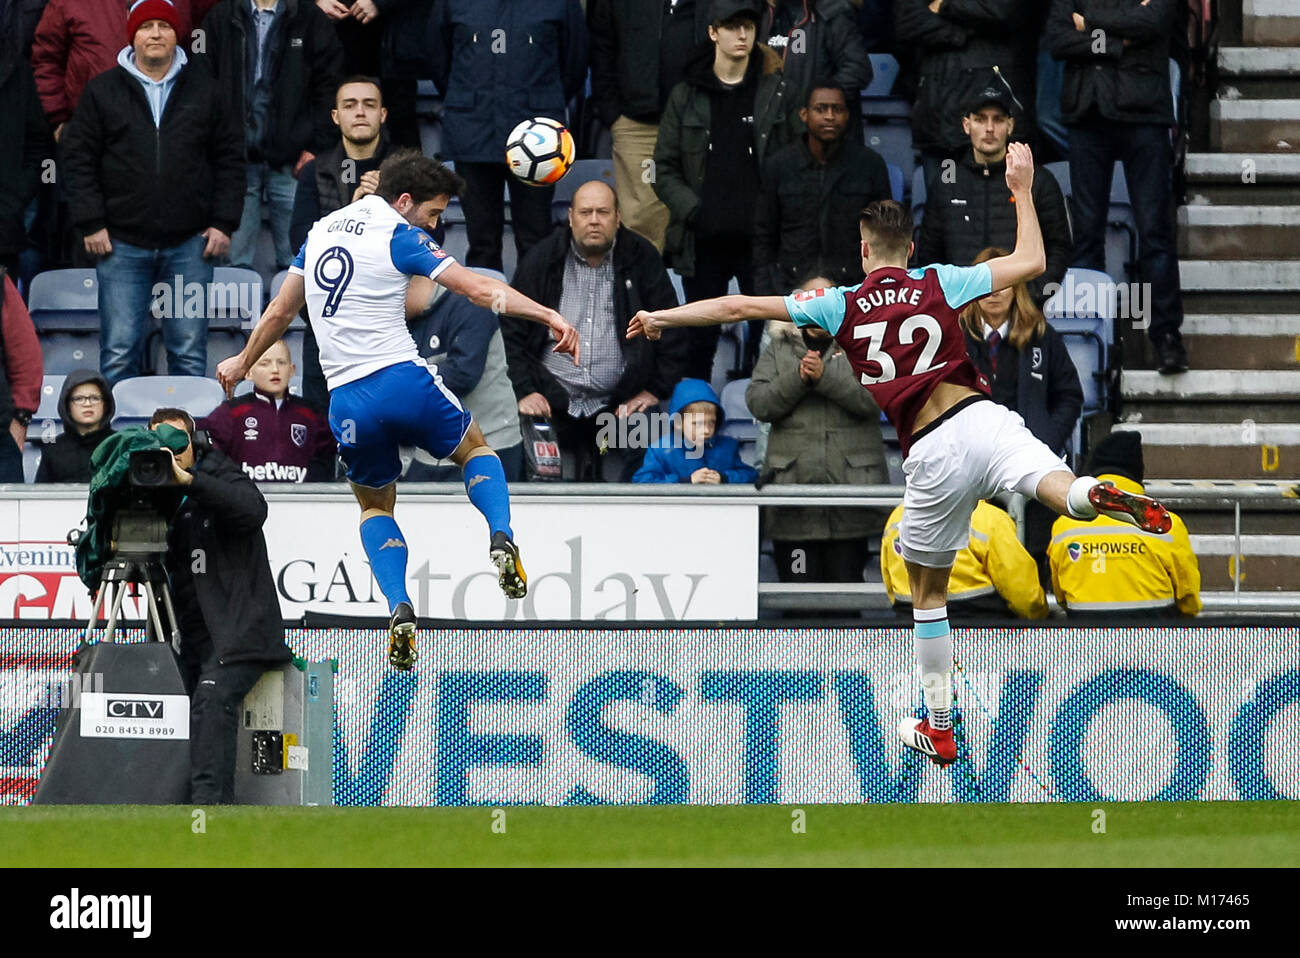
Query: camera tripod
xmin=80 ymin=508 xmax=180 ymax=649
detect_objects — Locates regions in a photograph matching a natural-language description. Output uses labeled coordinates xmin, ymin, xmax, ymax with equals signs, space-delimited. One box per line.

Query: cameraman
xmin=149 ymin=407 xmax=292 ymax=805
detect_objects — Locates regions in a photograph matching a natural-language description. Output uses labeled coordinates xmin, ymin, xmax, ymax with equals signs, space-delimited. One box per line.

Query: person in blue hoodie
xmin=633 ymin=378 xmax=757 ymax=485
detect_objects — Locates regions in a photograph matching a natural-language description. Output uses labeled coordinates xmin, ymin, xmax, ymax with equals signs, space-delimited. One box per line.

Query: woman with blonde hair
xmin=962 ymin=246 xmax=1084 ymax=572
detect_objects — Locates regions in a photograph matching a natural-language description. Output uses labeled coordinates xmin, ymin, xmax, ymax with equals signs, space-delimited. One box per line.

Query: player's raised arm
xmin=434 ymin=262 xmax=581 ymax=365
xmin=985 ymin=142 xmax=1047 ymax=293
xmin=626 ymin=295 xmax=791 ymax=342
xmin=216 ymin=271 xmax=305 ymax=396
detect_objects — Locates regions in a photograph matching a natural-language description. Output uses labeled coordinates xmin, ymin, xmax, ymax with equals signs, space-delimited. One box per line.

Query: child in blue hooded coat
xmin=633 ymin=378 xmax=758 ymax=485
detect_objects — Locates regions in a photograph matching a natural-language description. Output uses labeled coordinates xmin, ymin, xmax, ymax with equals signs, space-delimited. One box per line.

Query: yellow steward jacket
xmin=1047 ymin=474 xmax=1202 ymax=616
xmin=881 ymin=501 xmax=1048 ymax=619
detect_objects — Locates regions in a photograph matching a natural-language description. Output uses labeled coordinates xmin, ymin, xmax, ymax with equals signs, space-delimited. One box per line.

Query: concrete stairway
xmin=1116 ymin=1 xmax=1300 ymax=592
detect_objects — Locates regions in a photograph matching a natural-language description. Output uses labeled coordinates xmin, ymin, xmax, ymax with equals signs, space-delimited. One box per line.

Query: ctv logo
xmin=106 ymin=698 xmax=164 ymax=719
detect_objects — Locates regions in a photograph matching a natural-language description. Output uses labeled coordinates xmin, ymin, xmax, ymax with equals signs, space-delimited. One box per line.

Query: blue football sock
xmin=359 ymin=514 xmax=411 ymax=614
xmin=463 ymin=454 xmax=513 ymax=540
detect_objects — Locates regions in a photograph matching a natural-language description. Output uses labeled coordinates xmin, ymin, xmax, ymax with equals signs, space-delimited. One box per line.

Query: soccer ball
xmin=505 ymin=117 xmax=575 ymax=187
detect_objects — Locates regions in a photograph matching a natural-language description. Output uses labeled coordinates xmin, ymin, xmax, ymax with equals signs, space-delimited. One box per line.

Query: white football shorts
xmin=899 ymin=398 xmax=1069 ymax=568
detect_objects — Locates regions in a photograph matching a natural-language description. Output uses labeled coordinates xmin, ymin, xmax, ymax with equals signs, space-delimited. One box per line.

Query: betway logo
xmin=242 ymin=461 xmax=308 ymax=482
xmin=50 ymin=888 xmax=151 ymax=938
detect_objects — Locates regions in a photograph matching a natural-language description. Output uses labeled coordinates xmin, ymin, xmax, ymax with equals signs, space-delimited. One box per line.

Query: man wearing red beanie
xmin=61 ymin=0 xmax=245 ymax=385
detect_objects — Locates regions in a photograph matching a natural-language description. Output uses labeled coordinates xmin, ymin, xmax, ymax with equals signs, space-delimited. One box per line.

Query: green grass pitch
xmin=3 ymin=801 xmax=1297 ymax=867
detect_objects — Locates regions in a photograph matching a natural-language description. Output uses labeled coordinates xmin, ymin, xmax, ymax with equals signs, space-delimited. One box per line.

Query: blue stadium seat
xmin=111 ymin=376 xmax=228 ymax=429
xmin=1046 ymin=160 xmax=1138 ymax=284
xmin=911 ymin=166 xmax=927 ymax=218
xmin=28 ymin=269 xmax=99 ymax=330
xmin=419 ymin=118 xmax=443 ymax=159
xmin=863 ymin=122 xmax=914 ymax=187
xmin=33 ymin=375 xmax=65 ymax=438
xmin=440 ymin=222 xmax=470 ymax=263
xmin=886 ymin=163 xmax=904 ymax=203
xmin=22 ymin=445 xmax=41 ymax=483
xmin=552 ymin=158 xmax=617 ymax=222
xmin=1045 ymin=267 xmax=1116 ymax=461
xmin=270 ymin=268 xmax=289 ymax=300
xmin=862 ymin=53 xmax=900 ymax=98
xmin=720 ymin=378 xmax=757 ymax=442
xmin=208 ymin=266 xmax=262 ymax=330
xmin=40 ymin=334 xmax=100 ymax=376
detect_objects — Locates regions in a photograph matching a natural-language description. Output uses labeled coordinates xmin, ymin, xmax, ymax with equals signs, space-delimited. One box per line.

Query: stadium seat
xmin=33 ymin=375 xmax=65 ymax=437
xmin=1046 ymin=160 xmax=1138 ymax=284
xmin=886 ymin=163 xmax=905 ymax=203
xmin=21 ymin=445 xmax=41 ymax=483
xmin=270 ymin=269 xmax=289 ymax=300
xmin=39 ymin=334 xmax=100 ymax=376
xmin=860 ymin=55 xmax=909 ymax=121
xmin=862 ymin=53 xmax=900 ymax=98
xmin=111 ymin=376 xmax=228 ymax=429
xmin=440 ymin=222 xmax=470 ymax=263
xmin=1045 ymin=267 xmax=1117 ymax=460
xmin=863 ymin=122 xmax=914 ymax=187
xmin=418 ymin=118 xmax=443 ymax=159
xmin=552 ymin=158 xmax=617 ymax=222
xmin=28 ymin=269 xmax=99 ymax=330
xmin=208 ymin=266 xmax=263 ymax=327
xmin=719 ymin=378 xmax=757 ymax=442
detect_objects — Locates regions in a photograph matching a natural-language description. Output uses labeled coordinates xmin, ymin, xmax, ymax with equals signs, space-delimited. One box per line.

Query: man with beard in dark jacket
xmin=150 ymin=406 xmax=292 ymax=805
xmin=758 ymin=0 xmax=871 ymax=139
xmin=895 ymin=0 xmax=1037 ymax=189
xmin=197 ymin=0 xmax=343 ymax=274
xmin=61 ymin=0 xmax=245 ymax=385
xmin=506 ymin=180 xmax=687 ymax=481
xmin=34 ymin=369 xmax=115 ymax=482
xmin=754 ymin=80 xmax=891 ymax=295
xmin=653 ymin=0 xmax=796 ymax=380
xmin=1046 ymin=0 xmax=1188 ymax=374
xmin=916 ymin=82 xmax=1070 ymax=303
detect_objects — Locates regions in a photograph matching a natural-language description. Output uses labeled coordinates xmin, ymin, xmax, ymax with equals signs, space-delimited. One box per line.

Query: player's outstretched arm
xmin=216 ymin=272 xmax=306 ymax=397
xmin=435 ymin=263 xmax=580 ymax=365
xmin=986 ymin=142 xmax=1047 ymax=293
xmin=626 ymin=295 xmax=791 ymax=341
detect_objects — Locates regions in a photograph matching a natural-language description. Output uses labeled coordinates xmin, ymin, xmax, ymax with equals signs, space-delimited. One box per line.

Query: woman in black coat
xmin=961 ymin=246 xmax=1083 ymax=568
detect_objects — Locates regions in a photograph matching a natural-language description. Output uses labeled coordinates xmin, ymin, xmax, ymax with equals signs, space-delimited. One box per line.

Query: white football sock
xmin=1067 ymin=475 xmax=1101 ymax=519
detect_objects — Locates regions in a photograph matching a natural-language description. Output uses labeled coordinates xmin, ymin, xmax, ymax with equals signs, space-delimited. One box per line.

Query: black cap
xmin=1088 ymin=431 xmax=1145 ymax=484
xmin=709 ymin=0 xmax=761 ymax=26
xmin=964 ymin=84 xmax=1015 ymax=117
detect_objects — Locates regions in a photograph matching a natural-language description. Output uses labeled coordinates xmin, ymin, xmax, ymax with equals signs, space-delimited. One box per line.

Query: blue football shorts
xmin=328 ymin=361 xmax=472 ymax=488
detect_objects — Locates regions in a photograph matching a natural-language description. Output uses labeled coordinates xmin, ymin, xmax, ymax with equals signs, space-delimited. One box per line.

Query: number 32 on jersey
xmin=853 ymin=313 xmax=945 ymax=385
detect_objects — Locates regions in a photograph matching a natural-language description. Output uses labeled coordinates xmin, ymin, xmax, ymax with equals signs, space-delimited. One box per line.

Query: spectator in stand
xmin=312 ymin=0 xmax=423 ymax=148
xmin=915 ymin=81 xmax=1071 ymax=303
xmin=858 ymin=0 xmax=895 ymax=52
xmin=429 ymin=0 xmax=587 ymax=274
xmin=753 ymin=80 xmax=891 ymax=296
xmin=653 ymin=0 xmax=796 ymax=381
xmin=587 ymin=0 xmax=712 ymax=252
xmin=401 ymin=278 xmax=524 ymax=481
xmin=1048 ymin=430 xmax=1201 ymax=618
xmin=746 ymin=273 xmax=887 ymax=587
xmin=198 ymin=0 xmax=343 ymax=275
xmin=0 ymin=270 xmax=42 ymax=482
xmin=0 ymin=36 xmax=50 ymax=280
xmin=894 ymin=0 xmax=1036 ymax=190
xmin=633 ymin=377 xmax=757 ymax=485
xmin=961 ymin=245 xmax=1081 ymax=571
xmin=1046 ymin=0 xmax=1188 ymax=374
xmin=505 ymin=180 xmax=686 ymax=482
xmin=61 ymin=0 xmax=244 ymax=386
xmin=758 ymin=0 xmax=871 ymax=139
xmin=31 ymin=0 xmax=197 ymax=143
xmin=291 ymin=75 xmax=395 ymax=413
xmin=202 ymin=339 xmax=335 ymax=482
xmin=883 ymin=500 xmax=1048 ymax=619
xmin=34 ymin=369 xmax=115 ymax=482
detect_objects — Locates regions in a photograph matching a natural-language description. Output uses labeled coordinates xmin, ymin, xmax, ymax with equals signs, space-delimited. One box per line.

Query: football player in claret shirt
xmin=628 ymin=143 xmax=1172 ymax=766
